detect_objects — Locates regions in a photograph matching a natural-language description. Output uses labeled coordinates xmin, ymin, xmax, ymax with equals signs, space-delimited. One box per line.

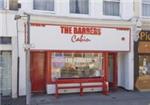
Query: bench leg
xmin=55 ymin=85 xmax=59 ymax=98
xmin=102 ymin=81 xmax=109 ymax=95
xmin=80 ymin=87 xmax=83 ymax=96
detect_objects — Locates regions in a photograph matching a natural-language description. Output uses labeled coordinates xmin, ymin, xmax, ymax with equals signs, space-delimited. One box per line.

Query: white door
xmin=0 ymin=51 xmax=12 ymax=96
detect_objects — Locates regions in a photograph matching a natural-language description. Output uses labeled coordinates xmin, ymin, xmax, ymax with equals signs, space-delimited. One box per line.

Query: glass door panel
xmin=0 ymin=51 xmax=12 ymax=96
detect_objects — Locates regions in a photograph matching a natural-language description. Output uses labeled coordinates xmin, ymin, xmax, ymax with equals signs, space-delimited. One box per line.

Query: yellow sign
xmin=139 ymin=31 xmax=150 ymax=41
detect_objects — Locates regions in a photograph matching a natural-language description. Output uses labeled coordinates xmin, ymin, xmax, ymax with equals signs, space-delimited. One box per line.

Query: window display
xmin=139 ymin=55 xmax=150 ymax=76
xmin=135 ymin=30 xmax=150 ymax=91
xmin=51 ymin=52 xmax=103 ymax=80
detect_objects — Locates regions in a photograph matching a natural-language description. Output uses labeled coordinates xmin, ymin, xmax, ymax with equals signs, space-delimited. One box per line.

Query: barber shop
xmin=19 ymin=22 xmax=133 ymax=96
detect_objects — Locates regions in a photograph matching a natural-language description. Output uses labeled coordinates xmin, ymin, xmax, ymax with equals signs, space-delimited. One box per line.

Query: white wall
xmin=121 ymin=0 xmax=133 ymax=20
xmin=118 ymin=27 xmax=134 ymax=90
xmin=0 ymin=12 xmax=17 ymax=37
xmin=118 ymin=52 xmax=134 ymax=90
xmin=20 ymin=0 xmax=133 ymax=20
xmin=18 ymin=20 xmax=26 ymax=96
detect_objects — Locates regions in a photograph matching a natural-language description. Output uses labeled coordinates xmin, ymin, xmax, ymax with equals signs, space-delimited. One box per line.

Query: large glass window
xmin=142 ymin=0 xmax=150 ymax=16
xmin=0 ymin=0 xmax=4 ymax=9
xmin=103 ymin=0 xmax=120 ymax=16
xmin=51 ymin=52 xmax=103 ymax=80
xmin=70 ymin=0 xmax=89 ymax=14
xmin=33 ymin=0 xmax=54 ymax=11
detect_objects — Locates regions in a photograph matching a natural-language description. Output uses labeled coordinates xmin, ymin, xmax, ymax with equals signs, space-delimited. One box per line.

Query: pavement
xmin=1 ymin=88 xmax=150 ymax=105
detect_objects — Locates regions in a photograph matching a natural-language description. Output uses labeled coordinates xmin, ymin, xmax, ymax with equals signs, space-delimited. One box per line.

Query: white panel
xmin=30 ymin=24 xmax=130 ymax=51
xmin=90 ymin=0 xmax=102 ymax=18
xmin=58 ymin=83 xmax=80 ymax=87
xmin=0 ymin=45 xmax=12 ymax=50
xmin=121 ymin=0 xmax=133 ymax=20
xmin=117 ymin=53 xmax=126 ymax=87
xmin=12 ymin=36 xmax=18 ymax=98
xmin=57 ymin=0 xmax=69 ymax=16
xmin=0 ymin=13 xmax=17 ymax=37
xmin=0 ymin=14 xmax=2 ymax=36
xmin=20 ymin=0 xmax=33 ymax=11
xmin=47 ymin=84 xmax=55 ymax=94
xmin=59 ymin=89 xmax=80 ymax=94
xmin=7 ymin=14 xmax=17 ymax=36
xmin=83 ymin=88 xmax=102 ymax=92
xmin=19 ymin=29 xmax=26 ymax=96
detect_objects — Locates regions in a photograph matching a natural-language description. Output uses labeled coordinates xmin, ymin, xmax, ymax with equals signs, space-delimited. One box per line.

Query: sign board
xmin=30 ymin=23 xmax=130 ymax=51
xmin=139 ymin=30 xmax=150 ymax=41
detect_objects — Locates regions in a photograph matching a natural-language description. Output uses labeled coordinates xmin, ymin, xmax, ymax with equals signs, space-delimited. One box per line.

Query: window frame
xmin=142 ymin=0 xmax=150 ymax=17
xmin=32 ymin=0 xmax=55 ymax=13
xmin=103 ymin=0 xmax=120 ymax=17
xmin=0 ymin=0 xmax=4 ymax=9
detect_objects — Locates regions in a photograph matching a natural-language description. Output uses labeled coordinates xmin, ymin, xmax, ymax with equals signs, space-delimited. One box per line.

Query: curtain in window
xmin=70 ymin=0 xmax=89 ymax=14
xmin=0 ymin=52 xmax=12 ymax=96
xmin=33 ymin=0 xmax=54 ymax=11
xmin=142 ymin=0 xmax=150 ymax=16
xmin=103 ymin=0 xmax=120 ymax=16
xmin=0 ymin=0 xmax=4 ymax=9
xmin=9 ymin=0 xmax=18 ymax=10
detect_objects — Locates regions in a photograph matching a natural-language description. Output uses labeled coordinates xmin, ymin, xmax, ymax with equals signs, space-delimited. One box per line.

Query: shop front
xmin=135 ymin=30 xmax=150 ymax=91
xmin=29 ymin=23 xmax=130 ymax=94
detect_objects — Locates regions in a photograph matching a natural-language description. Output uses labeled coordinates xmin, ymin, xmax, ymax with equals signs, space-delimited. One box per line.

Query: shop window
xmin=9 ymin=0 xmax=18 ymax=10
xmin=142 ymin=0 xmax=150 ymax=16
xmin=33 ymin=0 xmax=54 ymax=11
xmin=139 ymin=55 xmax=150 ymax=76
xmin=51 ymin=52 xmax=103 ymax=81
xmin=0 ymin=0 xmax=4 ymax=9
xmin=103 ymin=0 xmax=120 ymax=16
xmin=70 ymin=0 xmax=89 ymax=14
xmin=0 ymin=37 xmax=11 ymax=44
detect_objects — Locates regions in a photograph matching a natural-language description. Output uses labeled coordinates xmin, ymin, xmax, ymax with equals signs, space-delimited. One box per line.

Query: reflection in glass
xmin=51 ymin=53 xmax=103 ymax=80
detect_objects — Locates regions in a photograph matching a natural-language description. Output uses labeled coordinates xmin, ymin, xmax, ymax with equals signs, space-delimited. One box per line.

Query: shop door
xmin=30 ymin=52 xmax=46 ymax=93
xmin=0 ymin=51 xmax=12 ymax=96
xmin=108 ymin=53 xmax=117 ymax=90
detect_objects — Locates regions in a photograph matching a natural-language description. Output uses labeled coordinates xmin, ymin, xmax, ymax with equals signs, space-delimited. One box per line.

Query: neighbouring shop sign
xmin=30 ymin=23 xmax=130 ymax=51
xmin=138 ymin=30 xmax=150 ymax=53
xmin=139 ymin=31 xmax=150 ymax=41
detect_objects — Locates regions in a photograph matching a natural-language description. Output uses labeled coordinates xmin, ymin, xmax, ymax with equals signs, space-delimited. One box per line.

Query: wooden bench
xmin=55 ymin=78 xmax=109 ymax=97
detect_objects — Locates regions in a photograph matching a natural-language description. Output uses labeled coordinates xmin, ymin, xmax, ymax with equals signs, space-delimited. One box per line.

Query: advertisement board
xmin=30 ymin=23 xmax=130 ymax=51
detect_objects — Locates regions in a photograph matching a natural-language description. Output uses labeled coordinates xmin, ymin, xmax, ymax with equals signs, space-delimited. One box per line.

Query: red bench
xmin=55 ymin=78 xmax=109 ymax=97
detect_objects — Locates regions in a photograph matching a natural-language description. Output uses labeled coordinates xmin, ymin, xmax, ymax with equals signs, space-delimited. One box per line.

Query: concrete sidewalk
xmin=2 ymin=89 xmax=150 ymax=105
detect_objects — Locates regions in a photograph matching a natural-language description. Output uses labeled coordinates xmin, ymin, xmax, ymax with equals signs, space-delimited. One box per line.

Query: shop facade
xmin=135 ymin=30 xmax=150 ymax=91
xmin=17 ymin=22 xmax=134 ymax=95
